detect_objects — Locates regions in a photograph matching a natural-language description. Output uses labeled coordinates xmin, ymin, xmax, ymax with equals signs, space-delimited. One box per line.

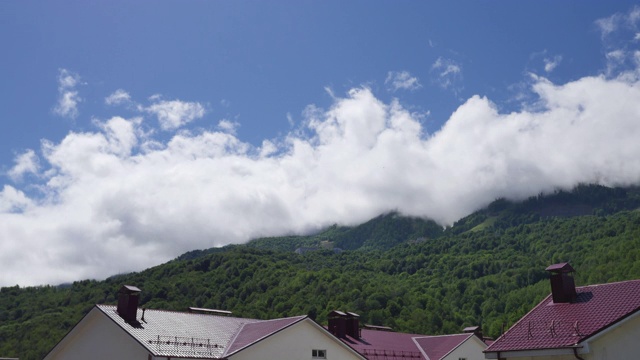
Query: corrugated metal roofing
xmin=485 ymin=279 xmax=640 ymax=353
xmin=96 ymin=305 xmax=305 ymax=359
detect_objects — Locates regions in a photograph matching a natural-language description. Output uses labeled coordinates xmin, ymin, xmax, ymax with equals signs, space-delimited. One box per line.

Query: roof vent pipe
xmin=117 ymin=285 xmax=141 ymax=323
xmin=545 ymin=263 xmax=577 ymax=303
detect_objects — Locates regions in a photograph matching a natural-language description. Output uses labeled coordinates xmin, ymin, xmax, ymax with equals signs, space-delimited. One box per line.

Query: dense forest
xmin=2 ymin=184 xmax=640 ymax=359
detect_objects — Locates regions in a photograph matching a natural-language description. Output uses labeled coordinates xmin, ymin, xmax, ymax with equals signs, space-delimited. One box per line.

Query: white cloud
xmin=53 ymin=69 xmax=82 ymax=119
xmin=105 ymin=89 xmax=132 ymax=106
xmin=606 ymin=50 xmax=627 ymax=76
xmin=596 ymin=6 xmax=640 ymax=76
xmin=0 ymin=185 xmax=32 ymax=213
xmin=58 ymin=69 xmax=79 ymax=89
xmin=385 ymin=71 xmax=422 ymax=92
xmin=431 ymin=57 xmax=463 ymax=92
xmin=544 ymin=55 xmax=563 ymax=73
xmin=286 ymin=112 xmax=294 ymax=127
xmin=596 ymin=14 xmax=621 ymax=38
xmin=4 ymin=66 xmax=640 ymax=286
xmin=217 ymin=119 xmax=240 ymax=135
xmin=145 ymin=99 xmax=206 ymax=130
xmin=8 ymin=149 xmax=39 ymax=182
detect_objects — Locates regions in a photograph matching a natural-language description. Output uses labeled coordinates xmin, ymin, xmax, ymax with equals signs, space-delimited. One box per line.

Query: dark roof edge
xmin=222 ymin=315 xmax=308 ymax=358
xmin=484 ymin=344 xmax=583 ymax=355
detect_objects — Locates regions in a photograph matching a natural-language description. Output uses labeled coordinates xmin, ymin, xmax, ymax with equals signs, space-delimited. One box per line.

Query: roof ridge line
xmin=411 ymin=336 xmax=431 ymax=360
xmin=97 ymin=303 xmax=252 ymax=320
xmin=577 ymin=278 xmax=640 ymax=289
xmin=413 ymin=333 xmax=471 ymax=339
xmin=222 ymin=321 xmax=248 ymax=358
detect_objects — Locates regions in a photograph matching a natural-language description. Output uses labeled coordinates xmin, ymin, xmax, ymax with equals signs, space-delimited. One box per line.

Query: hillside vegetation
xmin=2 ymin=185 xmax=640 ymax=359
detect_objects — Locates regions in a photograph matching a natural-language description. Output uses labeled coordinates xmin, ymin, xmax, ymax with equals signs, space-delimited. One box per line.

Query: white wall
xmin=45 ymin=307 xmax=149 ymax=360
xmin=444 ymin=336 xmax=487 ymax=360
xmin=586 ymin=312 xmax=640 ymax=360
xmin=229 ymin=318 xmax=363 ymax=360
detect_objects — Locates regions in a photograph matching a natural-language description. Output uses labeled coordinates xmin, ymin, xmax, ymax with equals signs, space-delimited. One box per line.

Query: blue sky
xmin=2 ymin=1 xmax=640 ymax=286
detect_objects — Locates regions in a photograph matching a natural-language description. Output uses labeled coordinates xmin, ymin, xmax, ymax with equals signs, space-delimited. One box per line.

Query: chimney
xmin=117 ymin=285 xmax=141 ymax=323
xmin=463 ymin=326 xmax=483 ymax=340
xmin=328 ymin=310 xmax=347 ymax=338
xmin=545 ymin=262 xmax=577 ymax=303
xmin=328 ymin=311 xmax=360 ymax=339
xmin=346 ymin=312 xmax=360 ymax=339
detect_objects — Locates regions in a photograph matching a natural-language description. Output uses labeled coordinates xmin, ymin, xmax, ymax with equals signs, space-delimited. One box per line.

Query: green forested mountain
xmin=2 ymin=185 xmax=640 ymax=360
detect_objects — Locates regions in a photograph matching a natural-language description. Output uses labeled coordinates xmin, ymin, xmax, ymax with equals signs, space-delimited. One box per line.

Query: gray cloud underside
xmin=2 ymin=70 xmax=640 ymax=286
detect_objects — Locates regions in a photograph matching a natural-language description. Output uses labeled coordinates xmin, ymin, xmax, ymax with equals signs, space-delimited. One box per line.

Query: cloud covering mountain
xmin=2 ymin=6 xmax=640 ymax=287
xmin=2 ymin=66 xmax=640 ymax=286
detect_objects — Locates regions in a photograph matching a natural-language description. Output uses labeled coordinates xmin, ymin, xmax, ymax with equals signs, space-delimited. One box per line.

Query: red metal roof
xmin=414 ymin=334 xmax=476 ymax=360
xmin=340 ymin=329 xmax=480 ymax=360
xmin=485 ymin=279 xmax=640 ymax=353
xmin=225 ymin=316 xmax=306 ymax=356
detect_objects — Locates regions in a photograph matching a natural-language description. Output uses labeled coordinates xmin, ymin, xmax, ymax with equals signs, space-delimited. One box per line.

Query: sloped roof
xmin=224 ymin=316 xmax=306 ymax=356
xmin=339 ymin=329 xmax=481 ymax=360
xmin=414 ymin=333 xmax=477 ymax=360
xmin=96 ymin=305 xmax=305 ymax=359
xmin=485 ymin=279 xmax=640 ymax=353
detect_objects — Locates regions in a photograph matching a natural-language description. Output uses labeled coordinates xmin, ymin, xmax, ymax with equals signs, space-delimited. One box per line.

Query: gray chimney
xmin=545 ymin=263 xmax=577 ymax=303
xmin=117 ymin=285 xmax=141 ymax=323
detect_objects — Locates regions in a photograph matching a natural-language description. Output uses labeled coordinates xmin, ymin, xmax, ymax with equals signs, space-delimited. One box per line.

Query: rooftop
xmin=340 ymin=329 xmax=479 ymax=360
xmin=485 ymin=279 xmax=640 ymax=353
xmin=97 ymin=304 xmax=305 ymax=359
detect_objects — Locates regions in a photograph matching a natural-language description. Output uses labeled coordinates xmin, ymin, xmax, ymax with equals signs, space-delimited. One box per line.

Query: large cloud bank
xmin=5 ymin=4 xmax=640 ymax=286
xmin=2 ymin=69 xmax=640 ymax=286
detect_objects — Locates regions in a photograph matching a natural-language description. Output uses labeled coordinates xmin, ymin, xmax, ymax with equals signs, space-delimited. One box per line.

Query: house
xmin=327 ymin=310 xmax=488 ymax=360
xmin=45 ymin=285 xmax=365 ymax=360
xmin=484 ymin=262 xmax=640 ymax=359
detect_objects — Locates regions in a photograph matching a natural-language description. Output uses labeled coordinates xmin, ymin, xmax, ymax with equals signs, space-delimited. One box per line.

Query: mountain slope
xmin=2 ymin=185 xmax=640 ymax=359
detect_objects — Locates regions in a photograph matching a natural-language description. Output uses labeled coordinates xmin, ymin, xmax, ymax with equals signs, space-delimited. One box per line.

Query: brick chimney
xmin=117 ymin=285 xmax=141 ymax=323
xmin=545 ymin=262 xmax=577 ymax=303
